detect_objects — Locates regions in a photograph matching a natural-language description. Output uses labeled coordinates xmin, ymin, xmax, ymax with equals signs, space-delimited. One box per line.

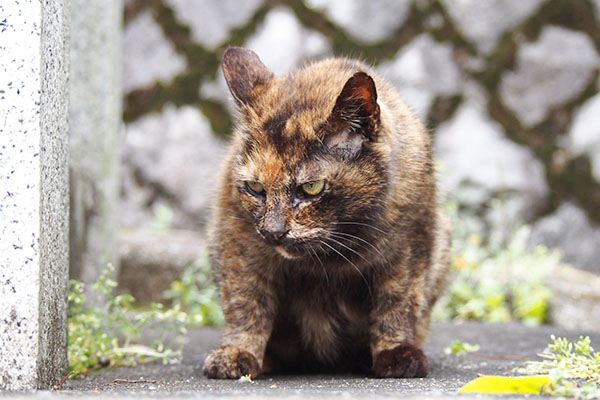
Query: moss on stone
xmin=284 ymin=0 xmax=424 ymax=64
xmin=199 ymin=100 xmax=233 ymax=139
xmin=521 ymin=0 xmax=600 ymax=52
xmin=427 ymin=94 xmax=464 ymax=133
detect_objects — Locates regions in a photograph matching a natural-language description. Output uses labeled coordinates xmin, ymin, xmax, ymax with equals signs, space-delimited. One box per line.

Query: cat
xmin=202 ymin=47 xmax=451 ymax=379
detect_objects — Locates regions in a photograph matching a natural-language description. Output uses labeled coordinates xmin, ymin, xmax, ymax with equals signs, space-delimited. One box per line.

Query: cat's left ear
xmin=325 ymin=72 xmax=381 ymax=156
xmin=222 ymin=47 xmax=274 ymax=107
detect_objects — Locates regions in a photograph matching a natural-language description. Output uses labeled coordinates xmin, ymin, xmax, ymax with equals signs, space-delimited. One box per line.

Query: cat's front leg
xmin=203 ymin=302 xmax=274 ymax=379
xmin=203 ymin=256 xmax=276 ymax=379
xmin=369 ymin=272 xmax=430 ymax=378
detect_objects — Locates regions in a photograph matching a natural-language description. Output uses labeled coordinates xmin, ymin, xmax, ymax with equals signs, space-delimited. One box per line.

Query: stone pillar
xmin=0 ymin=0 xmax=70 ymax=391
xmin=68 ymin=0 xmax=122 ymax=292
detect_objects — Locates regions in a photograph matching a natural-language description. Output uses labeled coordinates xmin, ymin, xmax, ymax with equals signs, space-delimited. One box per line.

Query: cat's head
xmin=222 ymin=47 xmax=388 ymax=260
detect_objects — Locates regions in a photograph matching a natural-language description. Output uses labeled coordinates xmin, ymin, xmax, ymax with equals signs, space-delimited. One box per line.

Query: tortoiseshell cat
xmin=203 ymin=47 xmax=450 ymax=379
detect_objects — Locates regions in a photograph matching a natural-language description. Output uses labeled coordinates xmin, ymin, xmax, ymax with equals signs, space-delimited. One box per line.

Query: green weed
xmin=515 ymin=335 xmax=600 ymax=399
xmin=68 ymin=265 xmax=187 ymax=376
xmin=68 ymin=255 xmax=224 ymax=377
xmin=444 ymin=339 xmax=480 ymax=355
xmin=162 ymin=255 xmax=225 ymax=327
xmin=433 ymin=202 xmax=558 ymax=325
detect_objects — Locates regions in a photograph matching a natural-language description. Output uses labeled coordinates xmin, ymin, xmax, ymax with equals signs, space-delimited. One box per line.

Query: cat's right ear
xmin=325 ymin=72 xmax=381 ymax=158
xmin=222 ymin=47 xmax=274 ymax=107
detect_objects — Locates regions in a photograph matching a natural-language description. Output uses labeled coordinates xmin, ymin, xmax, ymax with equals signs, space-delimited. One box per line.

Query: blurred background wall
xmin=115 ymin=0 xmax=600 ymax=298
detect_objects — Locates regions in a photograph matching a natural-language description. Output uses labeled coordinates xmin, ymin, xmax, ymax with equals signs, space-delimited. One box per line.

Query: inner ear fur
xmin=222 ymin=47 xmax=274 ymax=106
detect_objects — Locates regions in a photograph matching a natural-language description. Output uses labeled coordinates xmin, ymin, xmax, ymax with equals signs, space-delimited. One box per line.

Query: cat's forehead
xmin=236 ymin=139 xmax=328 ymax=187
xmin=240 ymin=145 xmax=291 ymax=185
xmin=233 ymin=59 xmax=361 ymax=185
xmin=244 ymin=73 xmax=341 ymax=151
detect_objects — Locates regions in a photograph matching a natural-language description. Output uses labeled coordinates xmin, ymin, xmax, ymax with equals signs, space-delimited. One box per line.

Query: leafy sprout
xmin=68 ymin=261 xmax=215 ymax=377
xmin=444 ymin=339 xmax=480 ymax=355
xmin=515 ymin=335 xmax=600 ymax=399
xmin=162 ymin=255 xmax=225 ymax=327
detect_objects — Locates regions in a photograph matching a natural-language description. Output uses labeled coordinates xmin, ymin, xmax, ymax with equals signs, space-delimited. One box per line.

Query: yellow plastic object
xmin=458 ymin=375 xmax=551 ymax=394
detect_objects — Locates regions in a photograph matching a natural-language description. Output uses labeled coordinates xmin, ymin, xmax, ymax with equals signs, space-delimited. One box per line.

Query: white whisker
xmin=326 ymin=236 xmax=371 ymax=265
xmin=318 ymin=239 xmax=372 ymax=299
xmin=307 ymin=244 xmax=330 ymax=287
xmin=330 ymin=231 xmax=387 ymax=260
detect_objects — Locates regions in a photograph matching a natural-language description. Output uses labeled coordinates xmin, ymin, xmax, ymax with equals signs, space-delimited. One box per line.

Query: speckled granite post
xmin=0 ymin=0 xmax=70 ymax=390
xmin=69 ymin=0 xmax=122 ymax=296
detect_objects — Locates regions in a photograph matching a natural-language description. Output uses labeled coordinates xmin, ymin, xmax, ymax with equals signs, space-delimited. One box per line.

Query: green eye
xmin=246 ymin=181 xmax=264 ymax=195
xmin=301 ymin=180 xmax=325 ymax=196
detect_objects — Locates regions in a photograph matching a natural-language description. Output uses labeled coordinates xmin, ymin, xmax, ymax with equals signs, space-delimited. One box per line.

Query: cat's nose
xmin=263 ymin=208 xmax=288 ymax=243
xmin=264 ymin=228 xmax=288 ymax=243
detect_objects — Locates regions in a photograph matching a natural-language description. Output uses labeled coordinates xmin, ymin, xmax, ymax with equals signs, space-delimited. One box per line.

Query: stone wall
xmin=121 ymin=0 xmax=600 ymax=274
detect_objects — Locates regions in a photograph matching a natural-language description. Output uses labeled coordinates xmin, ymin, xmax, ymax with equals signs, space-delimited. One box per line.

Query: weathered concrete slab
xmin=58 ymin=322 xmax=600 ymax=398
xmin=0 ymin=0 xmax=70 ymax=390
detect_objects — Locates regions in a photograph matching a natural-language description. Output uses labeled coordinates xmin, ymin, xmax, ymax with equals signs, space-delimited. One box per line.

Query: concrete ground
xmin=42 ymin=321 xmax=599 ymax=399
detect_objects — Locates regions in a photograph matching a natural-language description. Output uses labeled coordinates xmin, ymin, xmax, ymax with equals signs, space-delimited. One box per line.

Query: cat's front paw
xmin=372 ymin=343 xmax=429 ymax=378
xmin=202 ymin=346 xmax=261 ymax=379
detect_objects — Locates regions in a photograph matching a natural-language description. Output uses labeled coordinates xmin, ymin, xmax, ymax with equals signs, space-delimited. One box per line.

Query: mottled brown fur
xmin=203 ymin=47 xmax=451 ymax=379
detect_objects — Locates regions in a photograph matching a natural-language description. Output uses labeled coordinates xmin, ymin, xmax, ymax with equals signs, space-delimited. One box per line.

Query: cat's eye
xmin=246 ymin=181 xmax=265 ymax=195
xmin=301 ymin=180 xmax=325 ymax=196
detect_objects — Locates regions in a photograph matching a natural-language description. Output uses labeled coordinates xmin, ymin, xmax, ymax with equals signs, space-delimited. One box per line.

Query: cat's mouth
xmin=274 ymin=246 xmax=299 ymax=260
xmin=259 ymin=228 xmax=326 ymax=260
xmin=270 ymin=238 xmax=316 ymax=260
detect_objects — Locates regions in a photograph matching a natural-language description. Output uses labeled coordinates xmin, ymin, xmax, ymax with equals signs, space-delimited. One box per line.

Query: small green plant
xmin=162 ymin=255 xmax=225 ymax=327
xmin=433 ymin=202 xmax=557 ymax=325
xmin=68 ymin=264 xmax=188 ymax=376
xmin=459 ymin=336 xmax=599 ymax=398
xmin=515 ymin=335 xmax=600 ymax=399
xmin=68 ymin=253 xmax=225 ymax=377
xmin=238 ymin=374 xmax=254 ymax=383
xmin=444 ymin=339 xmax=480 ymax=355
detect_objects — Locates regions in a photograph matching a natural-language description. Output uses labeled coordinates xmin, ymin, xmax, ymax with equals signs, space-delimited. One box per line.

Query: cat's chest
xmin=280 ymin=268 xmax=371 ymax=311
xmin=278 ymin=272 xmax=372 ymax=357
